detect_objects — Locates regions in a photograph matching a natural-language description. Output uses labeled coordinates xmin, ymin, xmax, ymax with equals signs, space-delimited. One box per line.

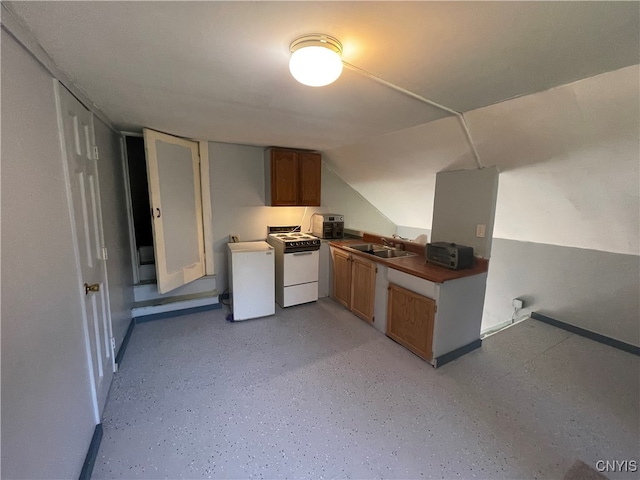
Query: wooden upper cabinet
xmin=270 ymin=149 xmax=298 ymax=205
xmin=265 ymin=148 xmax=321 ymax=206
xmin=298 ymin=152 xmax=321 ymax=206
xmin=386 ymin=283 xmax=435 ymax=361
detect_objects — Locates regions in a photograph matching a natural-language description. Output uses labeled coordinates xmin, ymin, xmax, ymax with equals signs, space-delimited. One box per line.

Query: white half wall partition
xmin=431 ymin=167 xmax=499 ymax=259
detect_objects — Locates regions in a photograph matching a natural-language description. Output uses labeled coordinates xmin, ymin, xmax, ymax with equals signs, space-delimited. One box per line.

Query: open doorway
xmin=124 ymin=135 xmax=156 ymax=282
xmin=122 ymin=131 xmax=209 ymax=293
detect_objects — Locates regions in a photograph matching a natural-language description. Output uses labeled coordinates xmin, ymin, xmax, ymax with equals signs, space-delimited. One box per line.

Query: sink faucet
xmin=381 ymin=237 xmax=404 ymax=250
xmin=381 ymin=237 xmax=394 ymax=247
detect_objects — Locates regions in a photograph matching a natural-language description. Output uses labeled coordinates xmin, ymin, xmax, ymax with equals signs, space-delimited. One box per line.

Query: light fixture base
xmin=290 ymin=34 xmax=343 ymax=55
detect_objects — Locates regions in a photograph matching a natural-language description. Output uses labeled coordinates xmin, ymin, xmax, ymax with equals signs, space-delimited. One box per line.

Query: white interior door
xmin=54 ymin=81 xmax=114 ymax=422
xmin=143 ymin=128 xmax=205 ymax=294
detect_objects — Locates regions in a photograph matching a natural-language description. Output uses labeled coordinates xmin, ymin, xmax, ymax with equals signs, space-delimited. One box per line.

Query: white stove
xmin=266 ymin=227 xmax=321 ymax=308
xmin=267 ymin=232 xmax=321 ymax=253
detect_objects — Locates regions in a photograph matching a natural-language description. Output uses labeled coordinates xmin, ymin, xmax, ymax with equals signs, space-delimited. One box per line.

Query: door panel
xmin=298 ymin=152 xmax=321 ymax=206
xmin=143 ymin=128 xmax=205 ymax=294
xmin=350 ymin=257 xmax=376 ymax=323
xmin=386 ymin=284 xmax=435 ymax=361
xmin=331 ymin=249 xmax=351 ymax=308
xmin=54 ymin=81 xmax=114 ymax=422
xmin=271 ymin=149 xmax=298 ymax=205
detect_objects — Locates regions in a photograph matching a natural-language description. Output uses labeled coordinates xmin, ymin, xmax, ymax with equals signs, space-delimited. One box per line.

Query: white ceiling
xmin=6 ymin=1 xmax=639 ymax=152
xmin=5 ymin=2 xmax=639 ymax=233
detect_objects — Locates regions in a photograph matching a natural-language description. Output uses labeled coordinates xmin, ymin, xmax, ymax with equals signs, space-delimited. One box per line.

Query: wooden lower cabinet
xmin=386 ymin=283 xmax=435 ymax=361
xmin=350 ymin=256 xmax=376 ymax=323
xmin=332 ymin=248 xmax=351 ymax=309
xmin=331 ymin=249 xmax=376 ymax=323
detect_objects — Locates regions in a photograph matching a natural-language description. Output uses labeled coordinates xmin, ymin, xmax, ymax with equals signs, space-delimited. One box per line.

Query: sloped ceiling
xmin=7 ymin=1 xmax=639 ymax=149
xmin=326 ymin=65 xmax=640 ymax=232
xmin=5 ymin=1 xmax=640 ymax=229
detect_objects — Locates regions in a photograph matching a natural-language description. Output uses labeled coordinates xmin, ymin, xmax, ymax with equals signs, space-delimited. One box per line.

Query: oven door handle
xmin=292 ymin=251 xmax=313 ymax=256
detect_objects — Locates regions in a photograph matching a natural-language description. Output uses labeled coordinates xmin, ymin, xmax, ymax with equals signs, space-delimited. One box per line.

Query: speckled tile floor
xmin=93 ymin=298 xmax=639 ymax=479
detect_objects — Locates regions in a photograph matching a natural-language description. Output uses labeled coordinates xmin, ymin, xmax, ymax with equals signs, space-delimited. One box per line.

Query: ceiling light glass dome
xmin=289 ymin=34 xmax=343 ymax=87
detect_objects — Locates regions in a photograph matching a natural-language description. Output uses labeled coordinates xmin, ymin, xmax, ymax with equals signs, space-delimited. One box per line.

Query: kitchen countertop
xmin=329 ymin=237 xmax=489 ymax=284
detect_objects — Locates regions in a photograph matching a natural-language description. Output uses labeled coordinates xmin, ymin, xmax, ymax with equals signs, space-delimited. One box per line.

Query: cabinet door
xmin=386 ymin=284 xmax=435 ymax=361
xmin=143 ymin=128 xmax=205 ymax=294
xmin=351 ymin=256 xmax=376 ymax=323
xmin=270 ymin=149 xmax=299 ymax=206
xmin=331 ymin=248 xmax=351 ymax=309
xmin=298 ymin=152 xmax=321 ymax=206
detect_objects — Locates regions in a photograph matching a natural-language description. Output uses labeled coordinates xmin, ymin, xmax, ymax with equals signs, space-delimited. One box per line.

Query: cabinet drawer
xmin=282 ymin=282 xmax=318 ymax=307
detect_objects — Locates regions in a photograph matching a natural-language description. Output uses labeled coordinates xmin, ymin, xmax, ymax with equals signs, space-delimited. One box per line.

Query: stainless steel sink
xmin=348 ymin=243 xmax=385 ymax=254
xmin=346 ymin=243 xmax=417 ymax=259
xmin=372 ymin=249 xmax=416 ymax=259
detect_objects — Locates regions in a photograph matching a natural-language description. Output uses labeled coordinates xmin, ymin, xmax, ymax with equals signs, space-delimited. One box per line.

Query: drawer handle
xmin=293 ymin=252 xmax=313 ymax=256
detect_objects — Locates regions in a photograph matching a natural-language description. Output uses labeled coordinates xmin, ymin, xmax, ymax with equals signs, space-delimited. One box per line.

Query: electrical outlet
xmin=229 ymin=235 xmax=239 ymax=243
xmin=476 ymin=224 xmax=486 ymax=238
xmin=512 ymin=298 xmax=524 ymax=310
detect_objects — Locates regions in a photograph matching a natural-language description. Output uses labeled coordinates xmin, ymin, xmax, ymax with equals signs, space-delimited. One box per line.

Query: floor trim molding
xmin=134 ymin=303 xmax=222 ymax=323
xmin=531 ymin=312 xmax=639 ymax=356
xmin=78 ymin=423 xmax=102 ymax=480
xmin=434 ymin=339 xmax=482 ymax=368
xmin=115 ymin=318 xmax=135 ymax=368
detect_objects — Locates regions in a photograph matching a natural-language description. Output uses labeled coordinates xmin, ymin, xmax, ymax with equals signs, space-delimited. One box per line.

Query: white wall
xmin=94 ymin=119 xmax=134 ymax=349
xmin=395 ymin=225 xmax=431 ymax=242
xmin=321 ymin=164 xmax=396 ymax=235
xmin=467 ymin=65 xmax=639 ymax=256
xmin=323 ymin=115 xmax=475 ymax=230
xmin=481 ymin=240 xmax=639 ymax=345
xmin=208 ymin=142 xmax=395 ymax=291
xmin=324 ymin=64 xmax=639 ymax=344
xmin=1 ymin=31 xmax=97 ymax=478
xmin=470 ymin=65 xmax=640 ymax=340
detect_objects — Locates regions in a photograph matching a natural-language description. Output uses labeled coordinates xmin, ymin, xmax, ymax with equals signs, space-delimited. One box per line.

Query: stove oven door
xmin=283 ymin=250 xmax=319 ymax=286
xmin=280 ymin=250 xmax=319 ymax=307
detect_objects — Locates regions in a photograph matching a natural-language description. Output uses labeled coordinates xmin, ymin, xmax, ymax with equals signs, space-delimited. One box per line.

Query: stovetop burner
xmin=266 ymin=226 xmax=321 ymax=252
xmin=272 ymin=232 xmax=314 ymax=240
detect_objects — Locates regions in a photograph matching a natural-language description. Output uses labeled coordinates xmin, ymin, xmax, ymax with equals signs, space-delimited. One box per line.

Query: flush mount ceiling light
xmin=289 ymin=34 xmax=343 ymax=87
